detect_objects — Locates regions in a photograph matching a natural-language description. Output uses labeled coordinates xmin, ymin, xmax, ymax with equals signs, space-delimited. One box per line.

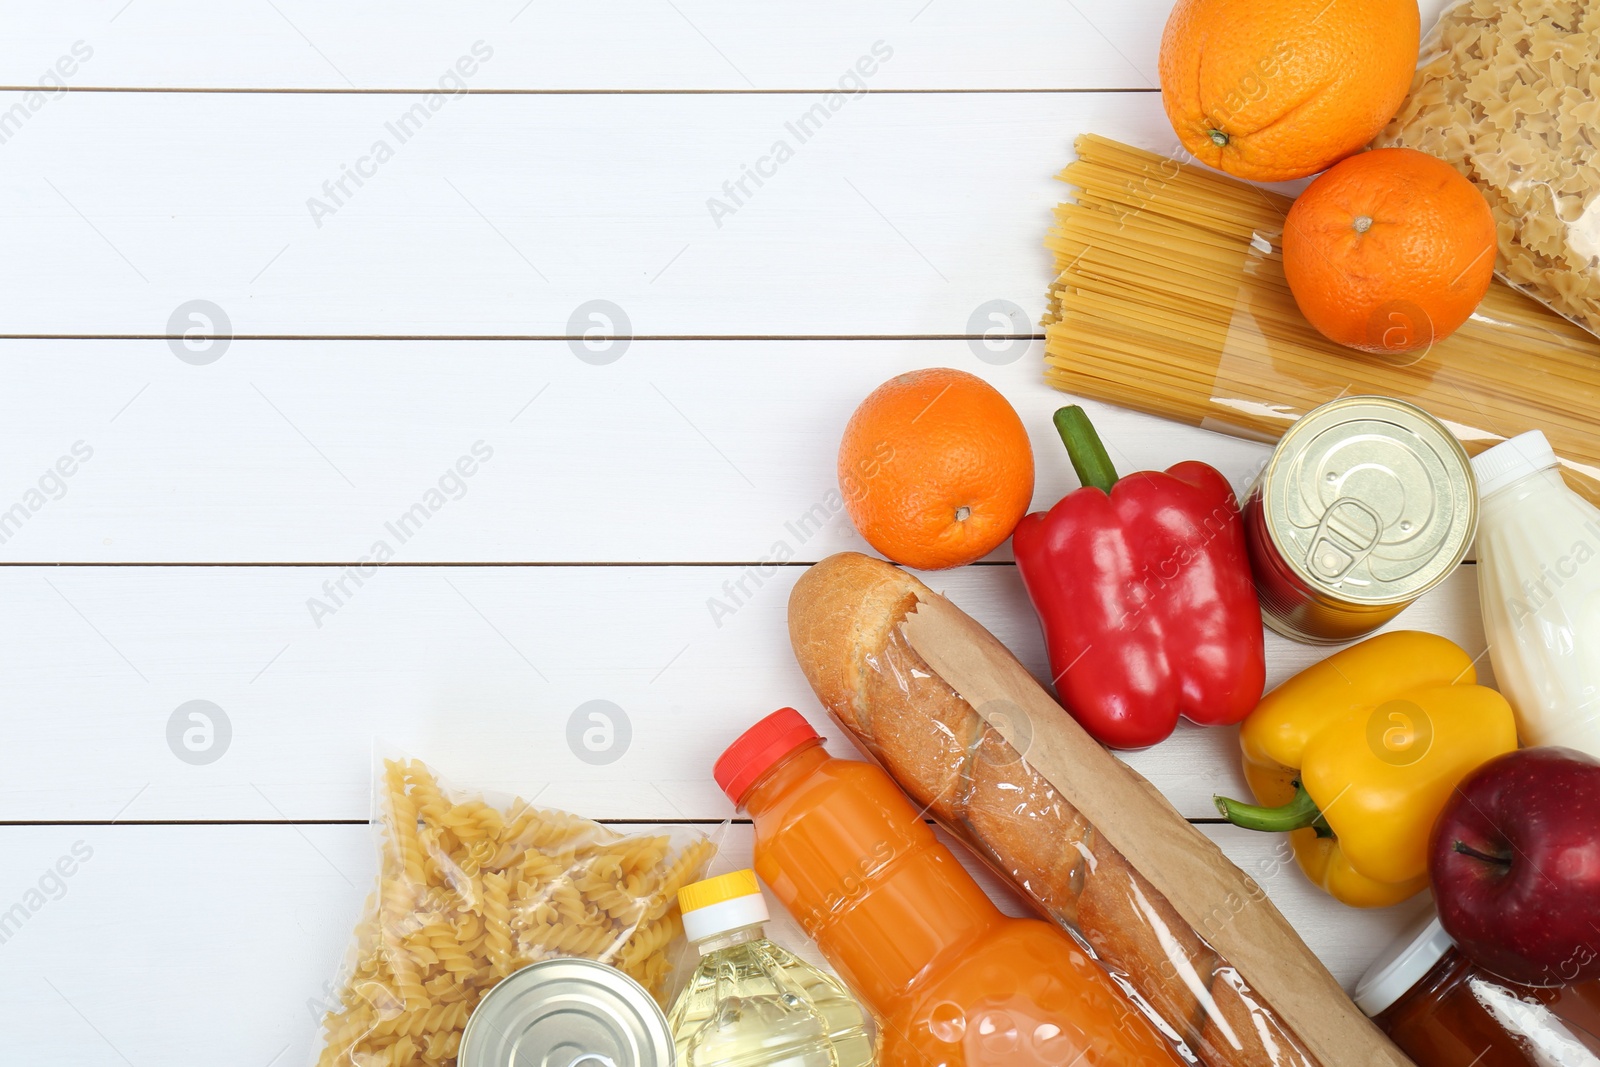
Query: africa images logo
xmin=305 ymin=41 xmax=494 ymax=227
xmin=705 ymin=41 xmax=894 ymax=228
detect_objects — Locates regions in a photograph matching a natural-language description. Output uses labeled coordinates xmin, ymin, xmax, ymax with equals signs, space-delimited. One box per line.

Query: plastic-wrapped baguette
xmin=788 ymin=552 xmax=1415 ymax=1067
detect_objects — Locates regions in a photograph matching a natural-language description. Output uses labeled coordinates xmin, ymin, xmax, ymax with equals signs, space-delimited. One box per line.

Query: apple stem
xmin=1214 ymin=781 xmax=1334 ymax=838
xmin=1452 ymin=840 xmax=1514 ymax=867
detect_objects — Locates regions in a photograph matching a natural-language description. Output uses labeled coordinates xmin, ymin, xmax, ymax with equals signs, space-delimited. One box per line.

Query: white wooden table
xmin=0 ymin=3 xmax=1468 ymax=1062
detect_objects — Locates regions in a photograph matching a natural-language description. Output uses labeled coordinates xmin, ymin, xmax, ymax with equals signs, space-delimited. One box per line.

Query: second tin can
xmin=458 ymin=957 xmax=674 ymax=1067
xmin=1243 ymin=396 xmax=1477 ymax=644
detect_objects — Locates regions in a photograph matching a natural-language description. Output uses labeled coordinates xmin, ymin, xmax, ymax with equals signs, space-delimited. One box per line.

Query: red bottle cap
xmin=714 ymin=708 xmax=822 ymax=805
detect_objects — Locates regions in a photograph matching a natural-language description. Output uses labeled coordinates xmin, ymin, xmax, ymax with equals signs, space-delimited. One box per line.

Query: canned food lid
xmin=1261 ymin=397 xmax=1476 ymax=604
xmin=459 ymin=957 xmax=674 ymax=1067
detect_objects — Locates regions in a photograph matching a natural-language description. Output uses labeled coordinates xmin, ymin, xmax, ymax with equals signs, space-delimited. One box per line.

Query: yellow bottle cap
xmin=677 ymin=869 xmax=761 ymax=914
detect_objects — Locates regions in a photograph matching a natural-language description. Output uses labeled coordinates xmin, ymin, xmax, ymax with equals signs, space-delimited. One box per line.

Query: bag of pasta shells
xmin=1374 ymin=0 xmax=1600 ymax=337
xmin=315 ymin=757 xmax=717 ymax=1067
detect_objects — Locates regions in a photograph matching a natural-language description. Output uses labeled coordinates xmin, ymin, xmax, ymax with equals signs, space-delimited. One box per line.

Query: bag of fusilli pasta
xmin=314 ymin=756 xmax=718 ymax=1067
xmin=1375 ymin=0 xmax=1600 ymax=338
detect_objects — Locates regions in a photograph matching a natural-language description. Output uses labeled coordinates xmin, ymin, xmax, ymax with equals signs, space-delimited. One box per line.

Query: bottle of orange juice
xmin=714 ymin=708 xmax=1184 ymax=1067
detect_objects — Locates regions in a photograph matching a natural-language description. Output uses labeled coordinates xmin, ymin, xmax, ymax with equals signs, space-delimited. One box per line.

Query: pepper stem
xmin=1214 ymin=782 xmax=1333 ymax=838
xmin=1053 ymin=405 xmax=1119 ymax=493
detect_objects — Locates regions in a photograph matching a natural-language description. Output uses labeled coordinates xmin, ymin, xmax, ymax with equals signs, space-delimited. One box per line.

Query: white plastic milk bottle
xmin=1473 ymin=431 xmax=1600 ymax=756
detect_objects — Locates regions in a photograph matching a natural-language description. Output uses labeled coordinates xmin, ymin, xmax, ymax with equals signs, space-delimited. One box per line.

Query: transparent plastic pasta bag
xmin=850 ymin=621 xmax=1318 ymax=1067
xmin=313 ymin=755 xmax=717 ymax=1067
xmin=1374 ymin=0 xmax=1600 ymax=338
xmin=1043 ymin=135 xmax=1600 ymax=508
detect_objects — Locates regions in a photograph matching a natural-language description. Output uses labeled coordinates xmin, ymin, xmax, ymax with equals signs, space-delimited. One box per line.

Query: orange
xmin=838 ymin=368 xmax=1033 ymax=571
xmin=1283 ymin=147 xmax=1496 ymax=354
xmin=1158 ymin=0 xmax=1420 ymax=182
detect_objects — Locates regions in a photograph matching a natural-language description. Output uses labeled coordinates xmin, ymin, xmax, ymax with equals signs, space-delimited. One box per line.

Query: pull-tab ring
xmin=1305 ymin=497 xmax=1383 ymax=581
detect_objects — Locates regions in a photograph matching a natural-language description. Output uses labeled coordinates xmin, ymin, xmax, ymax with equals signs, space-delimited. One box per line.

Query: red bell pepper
xmin=1011 ymin=406 xmax=1265 ymax=749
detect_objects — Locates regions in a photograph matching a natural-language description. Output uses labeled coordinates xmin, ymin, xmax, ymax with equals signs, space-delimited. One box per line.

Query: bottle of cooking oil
xmin=668 ymin=869 xmax=875 ymax=1067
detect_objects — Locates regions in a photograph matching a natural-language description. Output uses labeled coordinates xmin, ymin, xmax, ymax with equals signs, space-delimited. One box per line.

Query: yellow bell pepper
xmin=1214 ymin=631 xmax=1517 ymax=908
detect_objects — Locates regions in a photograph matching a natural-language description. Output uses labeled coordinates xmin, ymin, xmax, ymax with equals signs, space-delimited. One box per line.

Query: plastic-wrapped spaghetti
xmin=1043 ymin=135 xmax=1600 ymax=507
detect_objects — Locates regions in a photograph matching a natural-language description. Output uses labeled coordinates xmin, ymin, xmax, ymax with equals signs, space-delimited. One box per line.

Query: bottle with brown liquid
xmin=1354 ymin=912 xmax=1600 ymax=1066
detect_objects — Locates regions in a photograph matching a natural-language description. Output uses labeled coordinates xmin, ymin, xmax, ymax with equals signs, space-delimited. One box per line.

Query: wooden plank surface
xmin=0 ymin=561 xmax=1486 ymax=823
xmin=0 ymin=823 xmax=1428 ymax=1065
xmin=0 ymin=1 xmax=1161 ymax=91
xmin=0 ymin=91 xmax=1180 ymax=336
xmin=0 ymin=341 xmax=1272 ymax=563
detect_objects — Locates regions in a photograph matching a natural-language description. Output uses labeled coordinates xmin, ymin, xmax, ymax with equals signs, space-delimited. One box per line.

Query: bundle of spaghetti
xmin=1044 ymin=134 xmax=1600 ymax=506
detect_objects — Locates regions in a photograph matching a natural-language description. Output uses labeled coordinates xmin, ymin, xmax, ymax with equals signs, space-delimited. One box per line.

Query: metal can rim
xmin=459 ymin=957 xmax=674 ymax=1067
xmin=1259 ymin=395 xmax=1477 ymax=607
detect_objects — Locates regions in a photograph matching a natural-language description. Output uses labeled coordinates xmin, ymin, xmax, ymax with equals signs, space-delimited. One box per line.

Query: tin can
xmin=1243 ymin=396 xmax=1477 ymax=644
xmin=459 ymin=957 xmax=674 ymax=1067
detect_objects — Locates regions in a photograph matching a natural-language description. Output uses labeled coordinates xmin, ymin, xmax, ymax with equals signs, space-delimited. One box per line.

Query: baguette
xmin=788 ymin=551 xmax=1319 ymax=1067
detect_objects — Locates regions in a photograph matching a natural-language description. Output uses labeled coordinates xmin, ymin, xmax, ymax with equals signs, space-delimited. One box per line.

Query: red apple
xmin=1430 ymin=746 xmax=1600 ymax=986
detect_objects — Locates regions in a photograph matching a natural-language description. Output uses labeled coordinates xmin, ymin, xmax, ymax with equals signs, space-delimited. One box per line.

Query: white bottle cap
xmin=1352 ymin=911 xmax=1455 ymax=1017
xmin=1471 ymin=431 xmax=1558 ymax=498
xmin=678 ymin=869 xmax=770 ymax=944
